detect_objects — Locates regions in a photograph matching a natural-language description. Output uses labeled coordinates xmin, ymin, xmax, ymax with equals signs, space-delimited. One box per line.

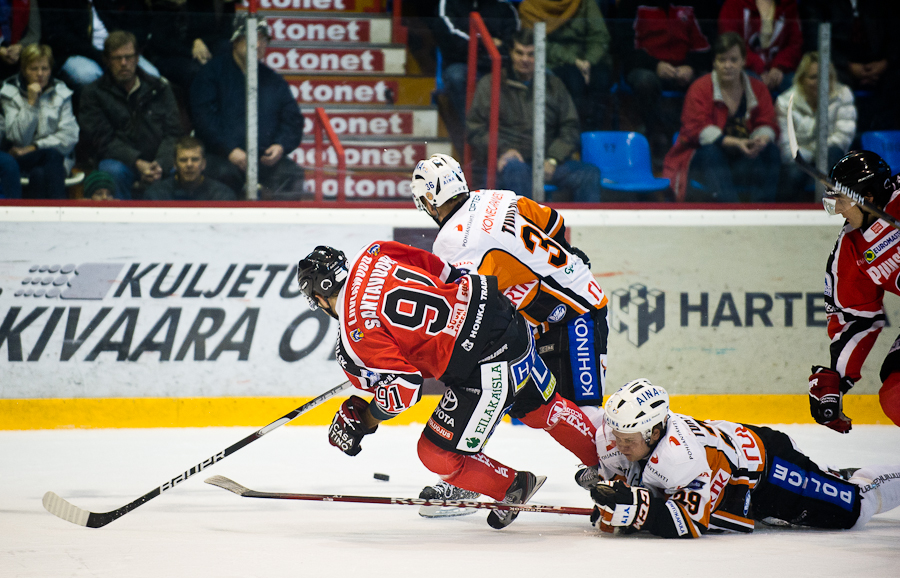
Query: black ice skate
xmin=418 ymin=480 xmax=481 ymax=518
xmin=486 ymin=471 xmax=547 ymax=529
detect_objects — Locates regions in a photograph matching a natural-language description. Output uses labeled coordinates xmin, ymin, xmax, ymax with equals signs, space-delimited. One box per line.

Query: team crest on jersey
xmin=350 ymin=328 xmax=364 ymax=342
xmin=548 ymin=304 xmax=567 ymax=322
xmin=367 ymin=244 xmax=381 ymax=256
xmin=864 ymin=230 xmax=900 ymax=263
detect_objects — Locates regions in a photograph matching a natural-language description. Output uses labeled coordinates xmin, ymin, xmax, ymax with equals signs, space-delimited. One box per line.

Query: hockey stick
xmin=205 ymin=475 xmax=594 ymax=517
xmin=786 ymin=94 xmax=900 ymax=230
xmin=42 ymin=380 xmax=353 ymax=528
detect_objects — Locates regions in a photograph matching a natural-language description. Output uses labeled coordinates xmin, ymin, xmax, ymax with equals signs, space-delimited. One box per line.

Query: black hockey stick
xmin=42 ymin=380 xmax=353 ymax=528
xmin=205 ymin=475 xmax=594 ymax=517
xmin=786 ymin=94 xmax=900 ymax=230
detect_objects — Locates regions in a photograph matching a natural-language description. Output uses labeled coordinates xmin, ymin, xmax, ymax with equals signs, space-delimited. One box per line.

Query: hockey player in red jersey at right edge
xmin=575 ymin=379 xmax=900 ymax=538
xmin=808 ymin=151 xmax=900 ymax=432
xmin=297 ymin=242 xmax=599 ymax=529
xmin=410 ymin=154 xmax=609 ymax=512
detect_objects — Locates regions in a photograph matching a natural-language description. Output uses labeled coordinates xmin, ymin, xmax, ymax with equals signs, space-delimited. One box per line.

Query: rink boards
xmin=0 ymin=206 xmax=894 ymax=428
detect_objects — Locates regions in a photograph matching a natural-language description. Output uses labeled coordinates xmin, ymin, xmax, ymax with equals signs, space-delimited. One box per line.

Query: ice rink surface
xmin=3 ymin=423 xmax=899 ymax=578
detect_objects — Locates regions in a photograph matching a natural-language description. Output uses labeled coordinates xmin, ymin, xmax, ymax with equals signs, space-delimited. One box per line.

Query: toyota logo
xmin=440 ymin=390 xmax=458 ymax=411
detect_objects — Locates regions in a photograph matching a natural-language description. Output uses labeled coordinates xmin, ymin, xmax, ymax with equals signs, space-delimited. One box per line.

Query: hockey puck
xmin=373 ymin=473 xmax=390 ymax=482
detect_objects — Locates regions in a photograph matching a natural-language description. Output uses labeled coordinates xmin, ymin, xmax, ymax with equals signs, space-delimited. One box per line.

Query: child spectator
xmin=0 ymin=44 xmax=78 ymax=199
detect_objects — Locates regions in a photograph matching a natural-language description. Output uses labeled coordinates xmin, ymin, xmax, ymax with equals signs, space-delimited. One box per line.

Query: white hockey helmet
xmin=410 ymin=154 xmax=469 ymax=216
xmin=604 ymin=379 xmax=670 ymax=444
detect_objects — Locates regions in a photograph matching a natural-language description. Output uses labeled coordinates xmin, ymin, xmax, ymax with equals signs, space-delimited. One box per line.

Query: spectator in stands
xmin=0 ymin=0 xmax=40 ymax=80
xmin=663 ymin=31 xmax=779 ymax=202
xmin=1 ymin=44 xmax=78 ymax=199
xmin=82 ymin=169 xmax=115 ymax=200
xmin=40 ymin=0 xmax=158 ymax=88
xmin=467 ymin=28 xmax=601 ymax=202
xmin=718 ymin=0 xmax=803 ymax=96
xmin=775 ymin=51 xmax=856 ymax=202
xmin=79 ymin=30 xmax=182 ymax=199
xmin=144 ymin=136 xmax=235 ymax=201
xmin=615 ymin=0 xmax=718 ymax=159
xmin=144 ymin=0 xmax=236 ymax=95
xmin=518 ymin=0 xmax=612 ymax=131
xmin=430 ymin=0 xmax=520 ymax=134
xmin=800 ymin=0 xmax=900 ymax=135
xmin=190 ymin=13 xmax=304 ymax=200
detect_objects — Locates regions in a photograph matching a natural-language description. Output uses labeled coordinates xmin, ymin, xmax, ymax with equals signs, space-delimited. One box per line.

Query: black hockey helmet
xmin=830 ymin=150 xmax=895 ymax=208
xmin=297 ymin=246 xmax=348 ymax=309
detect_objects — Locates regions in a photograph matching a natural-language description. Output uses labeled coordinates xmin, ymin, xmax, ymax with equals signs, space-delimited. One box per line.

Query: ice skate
xmin=486 ymin=471 xmax=547 ymax=529
xmin=418 ymin=480 xmax=481 ymax=518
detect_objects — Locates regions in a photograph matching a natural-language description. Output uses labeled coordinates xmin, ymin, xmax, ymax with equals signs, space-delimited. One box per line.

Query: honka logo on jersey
xmin=350 ymin=328 xmax=364 ymax=342
xmin=864 ymin=230 xmax=900 ymax=263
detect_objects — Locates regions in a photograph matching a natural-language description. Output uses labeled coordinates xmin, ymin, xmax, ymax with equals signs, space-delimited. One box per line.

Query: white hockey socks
xmin=850 ymin=465 xmax=900 ymax=529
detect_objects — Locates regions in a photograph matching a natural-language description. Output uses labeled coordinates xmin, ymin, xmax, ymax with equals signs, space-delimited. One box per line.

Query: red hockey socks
xmin=517 ymin=393 xmax=599 ymax=466
xmin=880 ymin=373 xmax=900 ymax=426
xmin=416 ymin=435 xmax=514 ymax=501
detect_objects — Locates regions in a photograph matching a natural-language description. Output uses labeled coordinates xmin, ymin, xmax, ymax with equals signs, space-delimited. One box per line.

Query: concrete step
xmin=290 ymin=139 xmax=453 ymax=170
xmin=248 ymin=0 xmax=385 ymax=13
xmin=265 ymin=44 xmax=405 ymax=74
xmin=285 ymin=75 xmax=437 ymax=107
xmin=301 ymin=106 xmax=439 ymax=139
xmin=262 ymin=12 xmax=392 ymax=44
xmin=301 ymin=170 xmax=413 ymax=201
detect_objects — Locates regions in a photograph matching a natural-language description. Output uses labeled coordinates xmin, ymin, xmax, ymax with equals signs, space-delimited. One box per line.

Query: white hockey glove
xmin=590 ymin=480 xmax=652 ymax=533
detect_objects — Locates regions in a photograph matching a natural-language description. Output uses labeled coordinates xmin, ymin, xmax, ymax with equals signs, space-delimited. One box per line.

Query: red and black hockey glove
xmin=589 ymin=480 xmax=651 ymax=533
xmin=329 ymin=395 xmax=378 ymax=456
xmin=809 ymin=365 xmax=853 ymax=434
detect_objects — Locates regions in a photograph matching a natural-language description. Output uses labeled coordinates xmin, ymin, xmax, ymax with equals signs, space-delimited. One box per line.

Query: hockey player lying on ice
xmin=574 ymin=378 xmax=900 ymax=537
xmin=297 ymin=241 xmax=599 ymax=529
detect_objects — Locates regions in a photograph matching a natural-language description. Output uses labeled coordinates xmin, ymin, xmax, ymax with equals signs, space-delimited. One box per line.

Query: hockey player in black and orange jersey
xmin=297 ymin=242 xmax=599 ymax=529
xmin=575 ymin=379 xmax=900 ymax=538
xmin=410 ymin=153 xmax=609 ymax=512
xmin=808 ymin=151 xmax=900 ymax=433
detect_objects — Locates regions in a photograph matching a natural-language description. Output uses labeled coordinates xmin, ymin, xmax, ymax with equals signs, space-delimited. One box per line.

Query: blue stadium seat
xmin=581 ymin=131 xmax=670 ymax=193
xmin=861 ymin=131 xmax=900 ymax=170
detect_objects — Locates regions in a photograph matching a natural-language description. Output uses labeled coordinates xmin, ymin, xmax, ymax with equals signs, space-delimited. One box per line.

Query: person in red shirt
xmin=662 ymin=31 xmax=780 ymax=202
xmin=718 ymin=0 xmax=803 ymax=95
xmin=297 ymin=242 xmax=600 ymax=528
xmin=809 ymin=151 xmax=900 ymax=432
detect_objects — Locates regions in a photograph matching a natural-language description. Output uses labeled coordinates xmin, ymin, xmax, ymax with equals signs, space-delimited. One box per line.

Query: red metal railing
xmin=463 ymin=12 xmax=501 ymax=189
xmin=392 ymin=0 xmax=408 ymax=44
xmin=313 ymin=107 xmax=347 ymax=202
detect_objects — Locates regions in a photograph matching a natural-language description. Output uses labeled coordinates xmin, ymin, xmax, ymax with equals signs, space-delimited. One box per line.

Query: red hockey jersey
xmin=825 ymin=192 xmax=900 ymax=382
xmin=335 ymin=241 xmax=503 ymax=420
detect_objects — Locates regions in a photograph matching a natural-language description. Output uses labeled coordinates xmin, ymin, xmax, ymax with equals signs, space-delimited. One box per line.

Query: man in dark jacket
xmin=144 ymin=136 xmax=235 ymax=201
xmin=79 ymin=30 xmax=182 ymax=199
xmin=190 ymin=14 xmax=304 ymax=199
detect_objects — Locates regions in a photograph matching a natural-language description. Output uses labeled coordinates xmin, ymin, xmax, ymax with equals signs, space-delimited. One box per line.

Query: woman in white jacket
xmin=775 ymin=51 xmax=856 ymax=202
xmin=0 ymin=44 xmax=79 ymax=199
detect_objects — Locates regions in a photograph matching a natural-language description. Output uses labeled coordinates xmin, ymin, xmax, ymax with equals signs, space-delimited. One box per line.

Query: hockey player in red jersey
xmin=808 ymin=151 xmax=900 ymax=432
xmin=410 ymin=153 xmax=609 ymax=511
xmin=297 ymin=242 xmax=599 ymax=529
xmin=576 ymin=379 xmax=900 ymax=538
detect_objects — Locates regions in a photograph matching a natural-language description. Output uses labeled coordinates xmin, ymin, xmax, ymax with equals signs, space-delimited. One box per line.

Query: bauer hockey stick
xmin=786 ymin=94 xmax=900 ymax=231
xmin=42 ymin=380 xmax=353 ymax=528
xmin=205 ymin=475 xmax=595 ymax=517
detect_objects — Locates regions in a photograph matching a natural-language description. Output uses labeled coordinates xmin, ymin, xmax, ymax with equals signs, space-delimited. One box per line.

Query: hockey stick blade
xmin=786 ymin=94 xmax=900 ymax=231
xmin=204 ymin=476 xmax=594 ymax=517
xmin=42 ymin=380 xmax=353 ymax=529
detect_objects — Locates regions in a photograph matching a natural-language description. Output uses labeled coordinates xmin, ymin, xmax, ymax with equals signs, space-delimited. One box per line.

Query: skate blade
xmin=418 ymin=505 xmax=479 ymax=518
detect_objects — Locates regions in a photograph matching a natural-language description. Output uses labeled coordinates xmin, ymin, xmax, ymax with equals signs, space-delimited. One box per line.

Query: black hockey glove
xmin=590 ymin=480 xmax=651 ymax=533
xmin=329 ymin=395 xmax=378 ymax=456
xmin=809 ymin=365 xmax=853 ymax=434
xmin=570 ymin=246 xmax=591 ymax=269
